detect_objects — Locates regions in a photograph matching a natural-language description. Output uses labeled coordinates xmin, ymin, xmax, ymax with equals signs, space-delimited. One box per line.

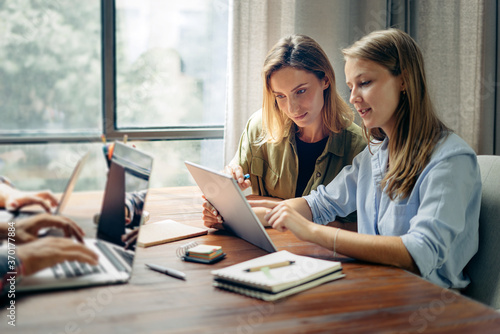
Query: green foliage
xmin=0 ymin=0 xmax=101 ymax=133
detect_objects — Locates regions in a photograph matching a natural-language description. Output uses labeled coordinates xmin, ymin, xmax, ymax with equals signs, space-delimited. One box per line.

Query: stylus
xmin=146 ymin=263 xmax=186 ymax=280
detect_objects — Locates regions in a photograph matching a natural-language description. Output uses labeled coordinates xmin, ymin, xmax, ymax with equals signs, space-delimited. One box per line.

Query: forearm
xmin=0 ymin=222 xmax=7 ymax=238
xmin=0 ymin=184 xmax=11 ymax=208
xmin=0 ymin=183 xmax=19 ymax=209
xmin=307 ymin=225 xmax=419 ymax=274
xmin=286 ymin=197 xmax=313 ymax=220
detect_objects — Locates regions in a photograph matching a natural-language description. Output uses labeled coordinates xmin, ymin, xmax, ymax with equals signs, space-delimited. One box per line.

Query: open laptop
xmin=185 ymin=161 xmax=277 ymax=253
xmin=17 ymin=142 xmax=154 ymax=292
xmin=0 ymin=152 xmax=90 ymax=225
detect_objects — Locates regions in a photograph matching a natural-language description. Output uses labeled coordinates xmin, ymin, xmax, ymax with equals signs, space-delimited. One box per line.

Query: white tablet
xmin=185 ymin=161 xmax=277 ymax=253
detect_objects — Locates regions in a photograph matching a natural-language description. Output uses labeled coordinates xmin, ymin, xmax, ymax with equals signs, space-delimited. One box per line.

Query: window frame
xmin=0 ymin=0 xmax=225 ymax=144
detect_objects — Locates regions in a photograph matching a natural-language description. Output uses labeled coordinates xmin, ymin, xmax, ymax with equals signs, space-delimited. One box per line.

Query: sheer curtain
xmin=406 ymin=0 xmax=498 ymax=154
xmin=224 ymin=0 xmax=386 ymax=164
xmin=224 ymin=0 xmax=499 ymax=163
xmin=224 ymin=0 xmax=296 ymax=165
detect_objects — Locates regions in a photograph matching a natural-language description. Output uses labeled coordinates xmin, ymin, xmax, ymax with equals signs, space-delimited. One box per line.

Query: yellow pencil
xmin=244 ymin=260 xmax=295 ymax=272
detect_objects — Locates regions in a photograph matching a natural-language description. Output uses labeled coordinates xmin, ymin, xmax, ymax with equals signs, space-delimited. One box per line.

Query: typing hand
xmin=0 ymin=184 xmax=58 ymax=213
xmin=16 ymin=237 xmax=98 ymax=276
xmin=14 ymin=213 xmax=86 ymax=244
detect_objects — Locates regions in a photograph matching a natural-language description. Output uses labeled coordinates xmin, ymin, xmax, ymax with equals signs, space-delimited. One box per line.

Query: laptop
xmin=185 ymin=161 xmax=277 ymax=253
xmin=0 ymin=152 xmax=90 ymax=224
xmin=17 ymin=142 xmax=154 ymax=292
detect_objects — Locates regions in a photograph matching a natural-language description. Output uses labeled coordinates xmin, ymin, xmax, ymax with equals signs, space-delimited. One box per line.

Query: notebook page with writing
xmin=211 ymin=250 xmax=342 ymax=293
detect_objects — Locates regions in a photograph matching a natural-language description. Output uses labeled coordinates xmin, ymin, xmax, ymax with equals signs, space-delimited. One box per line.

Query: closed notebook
xmin=211 ymin=250 xmax=344 ymax=299
xmin=137 ymin=219 xmax=207 ymax=247
xmin=213 ymin=270 xmax=344 ymax=301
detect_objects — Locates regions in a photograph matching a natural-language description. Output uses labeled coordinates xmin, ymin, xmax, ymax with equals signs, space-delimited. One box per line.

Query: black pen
xmin=146 ymin=263 xmax=186 ymax=280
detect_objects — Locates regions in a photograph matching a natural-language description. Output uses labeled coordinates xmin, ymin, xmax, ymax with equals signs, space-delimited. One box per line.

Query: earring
xmin=402 ymin=90 xmax=406 ymax=95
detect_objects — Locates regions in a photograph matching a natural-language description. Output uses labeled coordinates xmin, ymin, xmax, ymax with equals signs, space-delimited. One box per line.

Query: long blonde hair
xmin=260 ymin=34 xmax=353 ymax=144
xmin=343 ymin=29 xmax=449 ymax=200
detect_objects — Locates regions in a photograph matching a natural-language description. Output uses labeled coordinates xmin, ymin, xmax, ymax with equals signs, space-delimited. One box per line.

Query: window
xmin=0 ymin=1 xmax=102 ymax=138
xmin=115 ymin=0 xmax=227 ymax=128
xmin=0 ymin=0 xmax=228 ymax=191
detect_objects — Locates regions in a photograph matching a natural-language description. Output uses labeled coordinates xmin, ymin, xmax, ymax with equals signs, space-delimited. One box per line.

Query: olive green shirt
xmin=231 ymin=110 xmax=367 ymax=200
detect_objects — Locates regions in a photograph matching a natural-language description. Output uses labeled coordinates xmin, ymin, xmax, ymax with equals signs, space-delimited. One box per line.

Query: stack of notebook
xmin=211 ymin=250 xmax=344 ymax=301
xmin=182 ymin=244 xmax=226 ymax=264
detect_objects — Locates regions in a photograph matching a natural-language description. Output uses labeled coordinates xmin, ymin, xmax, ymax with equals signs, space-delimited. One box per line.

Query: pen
xmin=146 ymin=263 xmax=186 ymax=280
xmin=244 ymin=174 xmax=250 ymax=180
xmin=244 ymin=260 xmax=295 ymax=272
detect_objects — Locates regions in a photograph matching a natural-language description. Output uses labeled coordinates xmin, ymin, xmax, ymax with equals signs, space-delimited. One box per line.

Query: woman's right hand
xmin=224 ymin=165 xmax=251 ymax=191
xmin=202 ymin=196 xmax=224 ymax=229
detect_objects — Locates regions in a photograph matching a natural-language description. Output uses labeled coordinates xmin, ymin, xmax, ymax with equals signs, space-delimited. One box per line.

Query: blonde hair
xmin=260 ymin=34 xmax=354 ymax=144
xmin=342 ymin=28 xmax=449 ymax=200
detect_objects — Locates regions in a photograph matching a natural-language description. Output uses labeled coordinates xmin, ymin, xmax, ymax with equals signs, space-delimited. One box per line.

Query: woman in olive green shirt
xmin=203 ymin=34 xmax=366 ymax=228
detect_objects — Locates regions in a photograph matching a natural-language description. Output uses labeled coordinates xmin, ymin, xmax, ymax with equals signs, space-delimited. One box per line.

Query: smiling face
xmin=270 ymin=67 xmax=329 ymax=140
xmin=345 ymin=57 xmax=404 ymax=139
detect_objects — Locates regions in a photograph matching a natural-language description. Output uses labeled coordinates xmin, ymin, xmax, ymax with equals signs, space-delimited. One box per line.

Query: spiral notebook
xmin=211 ymin=250 xmax=344 ymax=301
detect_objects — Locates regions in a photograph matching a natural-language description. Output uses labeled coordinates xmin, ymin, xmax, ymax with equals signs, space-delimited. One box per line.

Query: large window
xmin=115 ymin=0 xmax=227 ymax=128
xmin=0 ymin=1 xmax=102 ymax=138
xmin=0 ymin=0 xmax=228 ymax=192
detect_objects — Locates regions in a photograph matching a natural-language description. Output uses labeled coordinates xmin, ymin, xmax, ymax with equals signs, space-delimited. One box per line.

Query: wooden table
xmin=2 ymin=186 xmax=500 ymax=333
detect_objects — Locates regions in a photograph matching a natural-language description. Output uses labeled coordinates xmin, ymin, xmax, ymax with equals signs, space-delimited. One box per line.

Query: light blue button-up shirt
xmin=304 ymin=133 xmax=481 ymax=288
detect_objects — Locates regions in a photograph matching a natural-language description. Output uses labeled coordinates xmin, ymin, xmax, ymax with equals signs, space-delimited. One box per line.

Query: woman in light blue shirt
xmin=251 ymin=29 xmax=481 ymax=289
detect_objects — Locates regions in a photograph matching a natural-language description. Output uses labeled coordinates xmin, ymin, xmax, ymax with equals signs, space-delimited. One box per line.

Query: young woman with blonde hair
xmin=252 ymin=29 xmax=481 ymax=289
xmin=203 ymin=34 xmax=366 ymax=229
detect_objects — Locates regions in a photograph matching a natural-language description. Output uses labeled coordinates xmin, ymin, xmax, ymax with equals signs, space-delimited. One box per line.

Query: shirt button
xmin=316 ymin=172 xmax=321 ymax=178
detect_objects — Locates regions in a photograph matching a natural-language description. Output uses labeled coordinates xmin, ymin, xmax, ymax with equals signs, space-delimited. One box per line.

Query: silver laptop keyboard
xmin=51 ymin=241 xmax=133 ymax=279
xmin=51 ymin=260 xmax=104 ymax=279
xmin=94 ymin=240 xmax=132 ymax=272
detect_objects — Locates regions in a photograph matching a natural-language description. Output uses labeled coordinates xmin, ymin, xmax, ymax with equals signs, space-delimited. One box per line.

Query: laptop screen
xmin=97 ymin=142 xmax=153 ymax=250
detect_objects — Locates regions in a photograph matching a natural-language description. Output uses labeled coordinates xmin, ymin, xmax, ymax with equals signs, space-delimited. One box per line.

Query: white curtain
xmin=224 ymin=0 xmax=498 ymax=162
xmin=224 ymin=0 xmax=386 ymax=164
xmin=410 ymin=0 xmax=497 ymax=154
xmin=224 ymin=0 xmax=296 ymax=165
